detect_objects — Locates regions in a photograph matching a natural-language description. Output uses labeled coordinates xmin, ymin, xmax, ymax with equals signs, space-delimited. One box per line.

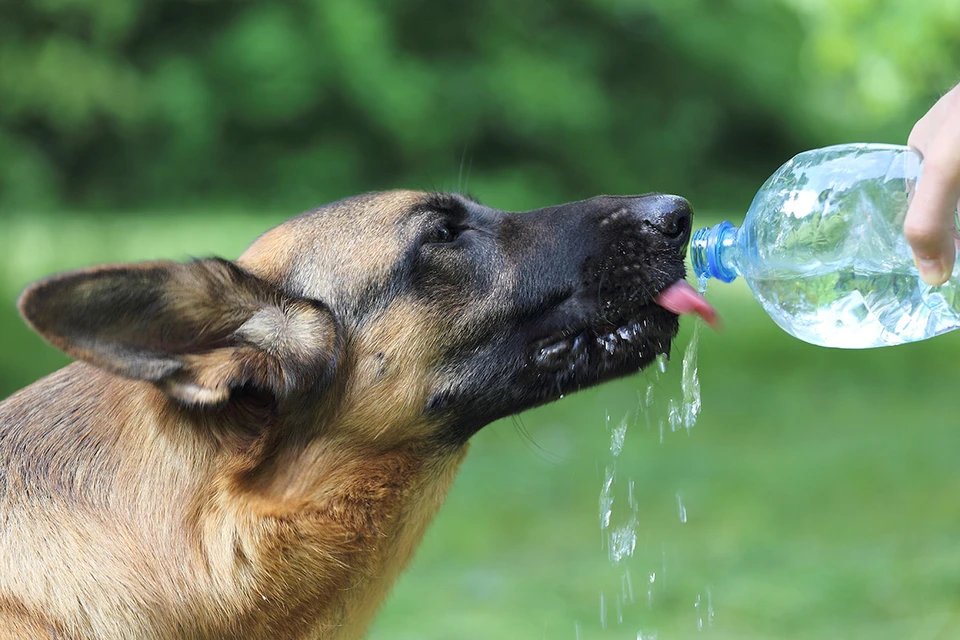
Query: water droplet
xmin=680 ymin=318 xmax=703 ymax=432
xmin=608 ymin=517 xmax=638 ymax=563
xmin=656 ymin=353 xmax=668 ymax=373
xmin=707 ymin=587 xmax=715 ymax=627
xmin=599 ymin=465 xmax=615 ymax=530
xmin=677 ymin=493 xmax=688 ymax=523
xmin=600 ymin=591 xmax=607 ymax=629
xmin=695 ymin=593 xmax=703 ymax=631
xmin=610 ymin=415 xmax=628 ymax=456
xmin=667 ymin=398 xmax=681 ymax=432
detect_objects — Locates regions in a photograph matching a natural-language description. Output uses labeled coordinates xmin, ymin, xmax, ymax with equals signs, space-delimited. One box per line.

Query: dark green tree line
xmin=0 ymin=0 xmax=956 ymax=212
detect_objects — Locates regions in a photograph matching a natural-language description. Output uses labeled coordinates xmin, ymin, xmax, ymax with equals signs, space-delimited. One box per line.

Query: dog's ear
xmin=18 ymin=258 xmax=338 ymax=407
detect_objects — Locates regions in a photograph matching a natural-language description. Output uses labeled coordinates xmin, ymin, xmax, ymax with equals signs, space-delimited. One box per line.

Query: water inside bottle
xmin=749 ymin=268 xmax=960 ymax=348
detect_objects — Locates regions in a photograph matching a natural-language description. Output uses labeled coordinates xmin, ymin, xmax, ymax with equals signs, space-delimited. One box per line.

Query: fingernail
xmin=917 ymin=258 xmax=947 ymax=285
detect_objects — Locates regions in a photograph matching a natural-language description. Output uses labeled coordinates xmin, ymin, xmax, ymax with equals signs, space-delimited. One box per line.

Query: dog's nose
xmin=639 ymin=194 xmax=692 ymax=250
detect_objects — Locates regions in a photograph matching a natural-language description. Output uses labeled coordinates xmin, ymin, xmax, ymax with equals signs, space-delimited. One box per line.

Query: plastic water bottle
xmin=690 ymin=143 xmax=960 ymax=349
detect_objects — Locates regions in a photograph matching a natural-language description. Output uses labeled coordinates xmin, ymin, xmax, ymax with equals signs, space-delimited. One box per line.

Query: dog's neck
xmin=174 ymin=386 xmax=472 ymax=640
xmin=0 ymin=363 xmax=468 ymax=639
xmin=215 ymin=437 xmax=470 ymax=639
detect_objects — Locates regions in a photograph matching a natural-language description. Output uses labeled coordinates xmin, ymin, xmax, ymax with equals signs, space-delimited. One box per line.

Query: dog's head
xmin=19 ymin=191 xmax=711 ymax=447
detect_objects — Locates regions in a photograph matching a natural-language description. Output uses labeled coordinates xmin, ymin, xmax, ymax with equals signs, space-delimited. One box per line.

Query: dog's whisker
xmin=512 ymin=416 xmax=565 ymax=464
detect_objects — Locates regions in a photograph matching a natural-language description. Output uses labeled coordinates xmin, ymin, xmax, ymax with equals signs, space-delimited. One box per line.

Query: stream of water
xmin=588 ymin=278 xmax=712 ymax=638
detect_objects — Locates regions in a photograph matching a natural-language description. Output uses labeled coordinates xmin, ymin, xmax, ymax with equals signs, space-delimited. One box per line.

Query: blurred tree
xmin=0 ymin=0 xmax=956 ymax=213
xmin=783 ymin=0 xmax=960 ymax=124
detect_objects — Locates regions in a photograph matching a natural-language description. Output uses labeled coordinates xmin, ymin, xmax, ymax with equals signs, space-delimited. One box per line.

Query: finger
xmin=904 ymin=89 xmax=960 ymax=285
xmin=905 ymin=182 xmax=957 ymax=284
xmin=905 ymin=163 xmax=960 ymax=284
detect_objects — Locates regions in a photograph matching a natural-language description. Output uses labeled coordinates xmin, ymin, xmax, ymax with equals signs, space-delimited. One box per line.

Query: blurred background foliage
xmin=1 ymin=0 xmax=958 ymax=214
xmin=3 ymin=1 xmax=960 ymax=639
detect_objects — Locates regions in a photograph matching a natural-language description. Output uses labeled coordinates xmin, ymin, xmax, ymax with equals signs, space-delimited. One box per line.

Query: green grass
xmin=2 ymin=212 xmax=960 ymax=639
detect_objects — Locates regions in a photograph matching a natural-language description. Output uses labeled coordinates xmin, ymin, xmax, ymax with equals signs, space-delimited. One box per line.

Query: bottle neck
xmin=690 ymin=221 xmax=740 ymax=283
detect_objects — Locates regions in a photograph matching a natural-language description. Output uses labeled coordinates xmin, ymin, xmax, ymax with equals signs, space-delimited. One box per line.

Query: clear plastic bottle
xmin=690 ymin=143 xmax=960 ymax=349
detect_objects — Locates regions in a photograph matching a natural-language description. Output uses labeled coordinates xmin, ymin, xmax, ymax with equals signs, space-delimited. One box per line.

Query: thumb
xmin=904 ymin=163 xmax=959 ymax=286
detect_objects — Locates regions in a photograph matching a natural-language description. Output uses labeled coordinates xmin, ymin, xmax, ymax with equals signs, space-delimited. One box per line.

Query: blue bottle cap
xmin=690 ymin=221 xmax=738 ymax=283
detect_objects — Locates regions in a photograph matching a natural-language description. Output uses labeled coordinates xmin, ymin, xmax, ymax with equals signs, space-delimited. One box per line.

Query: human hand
xmin=905 ymin=83 xmax=960 ymax=285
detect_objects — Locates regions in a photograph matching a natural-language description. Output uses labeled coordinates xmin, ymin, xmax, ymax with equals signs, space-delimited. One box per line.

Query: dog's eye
xmin=423 ymin=223 xmax=459 ymax=246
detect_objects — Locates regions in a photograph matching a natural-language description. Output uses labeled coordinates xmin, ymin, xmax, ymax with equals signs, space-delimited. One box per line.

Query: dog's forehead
xmin=239 ymin=190 xmax=429 ymax=303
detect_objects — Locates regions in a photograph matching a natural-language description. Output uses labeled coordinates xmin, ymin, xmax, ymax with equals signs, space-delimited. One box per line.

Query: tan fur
xmin=337 ymin=300 xmax=446 ymax=442
xmin=238 ymin=190 xmax=424 ymax=309
xmin=0 ymin=192 xmax=478 ymax=639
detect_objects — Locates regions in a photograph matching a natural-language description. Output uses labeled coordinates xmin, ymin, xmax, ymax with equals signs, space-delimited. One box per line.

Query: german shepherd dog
xmin=0 ymin=191 xmax=714 ymax=639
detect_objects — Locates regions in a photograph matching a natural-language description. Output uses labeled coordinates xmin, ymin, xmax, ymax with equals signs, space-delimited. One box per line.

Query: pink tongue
xmin=654 ymin=281 xmax=719 ymax=329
